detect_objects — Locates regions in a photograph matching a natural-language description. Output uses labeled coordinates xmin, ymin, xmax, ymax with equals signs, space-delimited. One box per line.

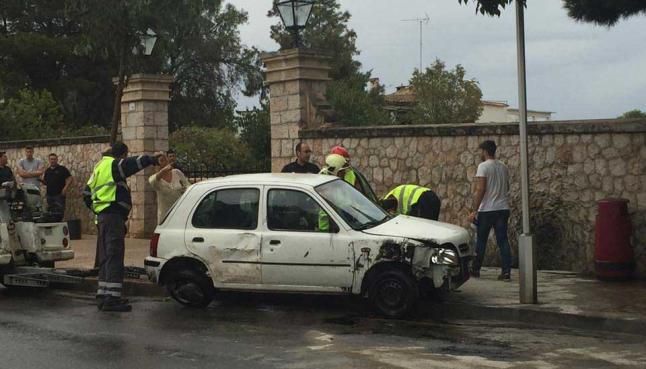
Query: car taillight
xmin=63 ymin=238 xmax=69 ymax=247
xmin=62 ymin=226 xmax=69 ymax=236
xmin=150 ymin=233 xmax=160 ymax=257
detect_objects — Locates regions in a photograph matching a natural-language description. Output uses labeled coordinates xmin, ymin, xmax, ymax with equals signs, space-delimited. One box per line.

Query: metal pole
xmin=419 ymin=20 xmax=423 ymax=71
xmin=515 ymin=0 xmax=537 ymax=304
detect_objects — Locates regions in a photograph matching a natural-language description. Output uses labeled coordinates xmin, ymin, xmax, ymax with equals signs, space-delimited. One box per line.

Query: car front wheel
xmin=166 ymin=269 xmax=214 ymax=308
xmin=368 ymin=269 xmax=419 ymax=318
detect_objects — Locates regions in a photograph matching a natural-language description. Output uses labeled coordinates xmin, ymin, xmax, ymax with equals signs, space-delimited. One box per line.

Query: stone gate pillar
xmin=119 ymin=74 xmax=173 ymax=238
xmin=261 ymin=49 xmax=331 ymax=172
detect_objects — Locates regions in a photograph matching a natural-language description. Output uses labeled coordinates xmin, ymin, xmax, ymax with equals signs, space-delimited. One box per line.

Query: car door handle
xmin=192 ymin=237 xmax=204 ymax=243
xmin=269 ymin=240 xmax=281 ymax=245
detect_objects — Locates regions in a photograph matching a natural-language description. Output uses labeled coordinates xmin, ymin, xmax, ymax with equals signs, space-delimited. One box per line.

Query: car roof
xmin=195 ymin=173 xmax=338 ymax=188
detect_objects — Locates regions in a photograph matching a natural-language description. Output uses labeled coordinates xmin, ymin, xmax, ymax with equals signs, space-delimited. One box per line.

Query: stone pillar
xmin=119 ymin=74 xmax=173 ymax=238
xmin=262 ymin=49 xmax=331 ymax=172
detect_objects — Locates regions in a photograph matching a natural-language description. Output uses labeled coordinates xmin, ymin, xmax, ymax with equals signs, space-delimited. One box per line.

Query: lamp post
xmin=110 ymin=28 xmax=158 ymax=144
xmin=275 ymin=0 xmax=315 ymax=48
xmin=515 ymin=0 xmax=537 ymax=304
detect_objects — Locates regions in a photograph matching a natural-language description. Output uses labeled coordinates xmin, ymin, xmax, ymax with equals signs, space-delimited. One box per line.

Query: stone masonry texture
xmin=1 ymin=136 xmax=111 ymax=235
xmin=298 ymin=120 xmax=646 ymax=277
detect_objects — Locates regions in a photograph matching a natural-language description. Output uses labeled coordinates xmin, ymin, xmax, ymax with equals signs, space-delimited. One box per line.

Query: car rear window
xmin=192 ymin=188 xmax=259 ymax=230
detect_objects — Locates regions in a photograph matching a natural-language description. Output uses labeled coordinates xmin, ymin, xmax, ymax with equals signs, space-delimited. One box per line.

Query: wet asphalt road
xmin=1 ymin=288 xmax=645 ymax=369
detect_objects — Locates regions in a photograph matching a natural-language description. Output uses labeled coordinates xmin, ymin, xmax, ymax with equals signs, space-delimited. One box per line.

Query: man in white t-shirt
xmin=468 ymin=140 xmax=512 ymax=281
xmin=16 ymin=146 xmax=44 ymax=187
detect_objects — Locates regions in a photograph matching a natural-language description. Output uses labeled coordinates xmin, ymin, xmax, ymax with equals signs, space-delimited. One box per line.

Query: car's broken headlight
xmin=431 ymin=248 xmax=458 ymax=266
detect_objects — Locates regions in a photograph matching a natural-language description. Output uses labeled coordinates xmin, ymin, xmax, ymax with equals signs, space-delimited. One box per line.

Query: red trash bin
xmin=594 ymin=198 xmax=634 ymax=280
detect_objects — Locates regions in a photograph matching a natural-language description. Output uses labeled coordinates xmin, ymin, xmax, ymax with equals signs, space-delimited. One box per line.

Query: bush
xmin=169 ymin=126 xmax=254 ymax=171
xmin=0 ymin=89 xmax=107 ymax=140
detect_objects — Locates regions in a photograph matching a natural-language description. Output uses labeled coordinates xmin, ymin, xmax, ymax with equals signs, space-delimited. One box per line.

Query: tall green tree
xmin=269 ymin=0 xmax=360 ymax=80
xmin=618 ymin=109 xmax=646 ymax=119
xmin=409 ymin=59 xmax=483 ymax=124
xmin=235 ymin=106 xmax=271 ymax=171
xmin=1 ymin=0 xmax=262 ymax=141
xmin=458 ymin=0 xmax=646 ymax=26
xmin=269 ymin=0 xmax=388 ymax=126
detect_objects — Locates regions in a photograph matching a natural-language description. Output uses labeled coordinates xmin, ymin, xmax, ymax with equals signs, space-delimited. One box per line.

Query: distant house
xmin=479 ymin=100 xmax=553 ymax=123
xmin=382 ymin=85 xmax=553 ymax=123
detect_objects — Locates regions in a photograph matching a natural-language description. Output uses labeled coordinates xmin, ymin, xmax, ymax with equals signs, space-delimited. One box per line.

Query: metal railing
xmin=181 ymin=166 xmax=266 ymax=183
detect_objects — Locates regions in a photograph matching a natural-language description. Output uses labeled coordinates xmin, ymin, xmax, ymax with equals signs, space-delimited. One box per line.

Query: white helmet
xmin=320 ymin=154 xmax=349 ymax=176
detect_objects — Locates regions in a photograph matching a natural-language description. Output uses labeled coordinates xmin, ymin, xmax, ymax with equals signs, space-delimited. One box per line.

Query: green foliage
xmin=269 ymin=0 xmax=360 ymax=80
xmin=563 ymin=0 xmax=646 ymax=26
xmin=0 ymin=89 xmax=106 ymax=140
xmin=0 ymin=0 xmax=262 ymax=136
xmin=458 ymin=0 xmax=646 ymax=26
xmin=618 ymin=109 xmax=646 ymax=119
xmin=169 ymin=126 xmax=253 ymax=171
xmin=409 ymin=60 xmax=483 ymax=124
xmin=269 ymin=0 xmax=386 ymax=126
xmin=235 ymin=107 xmax=271 ymax=171
xmin=456 ymin=0 xmax=518 ymax=17
xmin=326 ymin=73 xmax=390 ymax=126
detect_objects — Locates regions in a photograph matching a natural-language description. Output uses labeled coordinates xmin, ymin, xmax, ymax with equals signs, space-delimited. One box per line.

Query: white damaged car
xmin=145 ymin=174 xmax=472 ymax=317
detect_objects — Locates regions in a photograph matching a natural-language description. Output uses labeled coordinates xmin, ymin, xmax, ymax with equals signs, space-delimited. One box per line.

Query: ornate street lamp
xmin=275 ymin=0 xmax=315 ymax=48
xmin=141 ymin=28 xmax=157 ymax=56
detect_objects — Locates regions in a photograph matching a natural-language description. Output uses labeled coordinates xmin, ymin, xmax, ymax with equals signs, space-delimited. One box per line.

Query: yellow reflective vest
xmin=384 ymin=184 xmax=430 ymax=215
xmin=86 ymin=157 xmax=118 ymax=214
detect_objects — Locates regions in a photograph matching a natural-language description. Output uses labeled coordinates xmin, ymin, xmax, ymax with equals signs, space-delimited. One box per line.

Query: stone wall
xmin=0 ymin=136 xmax=111 ymax=235
xmin=299 ymin=119 xmax=646 ymax=277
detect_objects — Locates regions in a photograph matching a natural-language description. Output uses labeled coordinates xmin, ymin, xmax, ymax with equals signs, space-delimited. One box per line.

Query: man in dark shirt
xmin=43 ymin=153 xmax=72 ymax=220
xmin=0 ymin=152 xmax=14 ymax=184
xmin=281 ymin=142 xmax=320 ymax=174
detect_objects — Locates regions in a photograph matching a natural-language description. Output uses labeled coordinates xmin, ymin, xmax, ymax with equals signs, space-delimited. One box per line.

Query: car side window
xmin=192 ymin=188 xmax=259 ymax=230
xmin=267 ymin=189 xmax=332 ymax=232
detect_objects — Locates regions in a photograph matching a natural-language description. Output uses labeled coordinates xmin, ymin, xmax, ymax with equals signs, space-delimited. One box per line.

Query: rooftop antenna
xmin=401 ymin=13 xmax=430 ymax=71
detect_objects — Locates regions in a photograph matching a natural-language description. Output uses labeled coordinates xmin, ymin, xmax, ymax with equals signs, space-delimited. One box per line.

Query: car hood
xmin=362 ymin=215 xmax=469 ymax=246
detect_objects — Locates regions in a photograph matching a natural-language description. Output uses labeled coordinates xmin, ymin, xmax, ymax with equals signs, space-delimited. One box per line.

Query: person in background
xmin=468 ymin=140 xmax=512 ymax=281
xmin=16 ymin=146 xmax=44 ymax=187
xmin=42 ymin=153 xmax=73 ymax=221
xmin=149 ymin=153 xmax=190 ymax=223
xmin=381 ymin=184 xmax=441 ymax=221
xmin=166 ymin=149 xmax=184 ymax=174
xmin=281 ymin=142 xmax=319 ymax=174
xmin=0 ymin=152 xmax=14 ymax=184
xmin=84 ymin=142 xmax=164 ymax=312
xmin=318 ymin=153 xmax=351 ymax=231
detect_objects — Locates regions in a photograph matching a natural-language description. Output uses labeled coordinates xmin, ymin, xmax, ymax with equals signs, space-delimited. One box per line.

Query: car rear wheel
xmin=166 ymin=269 xmax=214 ymax=308
xmin=368 ymin=269 xmax=418 ymax=318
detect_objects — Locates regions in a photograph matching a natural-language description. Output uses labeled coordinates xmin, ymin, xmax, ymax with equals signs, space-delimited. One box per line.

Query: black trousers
xmin=96 ymin=212 xmax=126 ymax=298
xmin=411 ymin=190 xmax=441 ymax=221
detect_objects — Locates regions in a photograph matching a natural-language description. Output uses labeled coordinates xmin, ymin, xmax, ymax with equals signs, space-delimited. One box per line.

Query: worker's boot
xmin=101 ymin=296 xmax=132 ymax=312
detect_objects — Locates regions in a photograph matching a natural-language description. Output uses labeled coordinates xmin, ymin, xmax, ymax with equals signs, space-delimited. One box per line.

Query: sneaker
xmin=100 ymin=297 xmax=132 ymax=312
xmin=497 ymin=273 xmax=511 ymax=281
xmin=471 ymin=269 xmax=481 ymax=278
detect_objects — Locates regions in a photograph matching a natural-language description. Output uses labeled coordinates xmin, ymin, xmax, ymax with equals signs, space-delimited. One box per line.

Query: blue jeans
xmin=474 ymin=210 xmax=512 ymax=274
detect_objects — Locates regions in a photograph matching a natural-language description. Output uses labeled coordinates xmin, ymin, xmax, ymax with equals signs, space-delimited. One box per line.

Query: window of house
xmin=192 ymin=188 xmax=259 ymax=230
xmin=267 ymin=189 xmax=332 ymax=232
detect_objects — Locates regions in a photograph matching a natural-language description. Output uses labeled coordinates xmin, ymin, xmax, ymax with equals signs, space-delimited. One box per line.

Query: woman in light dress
xmin=149 ymin=154 xmax=190 ymax=223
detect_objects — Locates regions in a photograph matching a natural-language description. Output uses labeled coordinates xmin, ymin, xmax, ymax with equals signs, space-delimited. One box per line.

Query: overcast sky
xmin=228 ymin=0 xmax=646 ymax=120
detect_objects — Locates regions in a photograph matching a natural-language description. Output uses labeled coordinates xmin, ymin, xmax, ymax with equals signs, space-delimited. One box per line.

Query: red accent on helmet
xmin=330 ymin=146 xmax=350 ymax=158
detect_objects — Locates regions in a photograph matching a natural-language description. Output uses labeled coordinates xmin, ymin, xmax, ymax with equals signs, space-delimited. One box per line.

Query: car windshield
xmin=315 ymin=179 xmax=390 ymax=230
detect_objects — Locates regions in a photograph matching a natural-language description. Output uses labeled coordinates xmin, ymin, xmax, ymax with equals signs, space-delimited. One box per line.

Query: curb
xmin=429 ymin=302 xmax=646 ymax=336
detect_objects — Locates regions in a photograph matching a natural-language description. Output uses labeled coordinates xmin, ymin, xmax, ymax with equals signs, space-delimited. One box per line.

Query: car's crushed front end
xmin=358 ymin=215 xmax=473 ymax=293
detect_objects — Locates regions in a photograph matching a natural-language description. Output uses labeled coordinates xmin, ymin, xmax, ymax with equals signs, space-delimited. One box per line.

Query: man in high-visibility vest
xmin=330 ymin=146 xmax=379 ymax=203
xmin=381 ymin=184 xmax=441 ymax=221
xmin=83 ymin=142 xmax=162 ymax=312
